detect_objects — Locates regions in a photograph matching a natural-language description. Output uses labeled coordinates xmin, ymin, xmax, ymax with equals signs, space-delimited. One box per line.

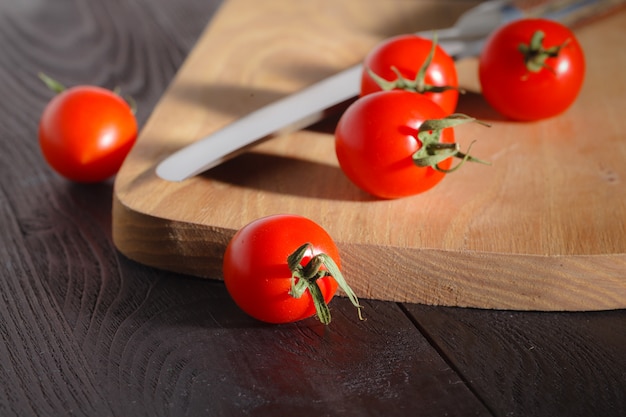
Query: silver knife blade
xmin=156 ymin=63 xmax=363 ymax=182
xmin=155 ymin=0 xmax=621 ymax=182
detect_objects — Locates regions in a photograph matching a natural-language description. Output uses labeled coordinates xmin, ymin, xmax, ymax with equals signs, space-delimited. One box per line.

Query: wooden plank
xmin=112 ymin=0 xmax=626 ymax=310
xmin=87 ymin=285 xmax=492 ymax=417
xmin=0 ymin=1 xmax=491 ymax=415
xmin=2 ymin=1 xmax=625 ymax=416
xmin=405 ymin=304 xmax=626 ymax=417
xmin=0 ymin=189 xmax=108 ymax=417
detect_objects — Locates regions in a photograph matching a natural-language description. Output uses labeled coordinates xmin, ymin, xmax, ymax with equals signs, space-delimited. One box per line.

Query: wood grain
xmin=406 ymin=304 xmax=626 ymax=417
xmin=2 ymin=1 xmax=626 ymax=416
xmin=0 ymin=1 xmax=490 ymax=416
xmin=113 ymin=0 xmax=626 ymax=310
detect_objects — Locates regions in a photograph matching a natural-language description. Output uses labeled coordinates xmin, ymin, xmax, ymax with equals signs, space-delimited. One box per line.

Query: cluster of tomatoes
xmin=223 ymin=18 xmax=587 ymax=326
xmin=37 ymin=18 xmax=585 ymax=326
xmin=336 ymin=17 xmax=585 ymax=199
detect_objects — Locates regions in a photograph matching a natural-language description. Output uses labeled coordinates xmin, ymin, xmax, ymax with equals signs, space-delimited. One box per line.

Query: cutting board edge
xmin=112 ymin=193 xmax=626 ymax=311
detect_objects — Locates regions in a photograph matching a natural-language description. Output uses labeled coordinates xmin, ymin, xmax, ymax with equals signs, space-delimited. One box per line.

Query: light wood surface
xmin=113 ymin=0 xmax=626 ymax=310
xmin=5 ymin=2 xmax=626 ymax=416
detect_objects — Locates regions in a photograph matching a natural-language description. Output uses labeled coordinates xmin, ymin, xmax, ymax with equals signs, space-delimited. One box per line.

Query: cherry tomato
xmin=39 ymin=85 xmax=138 ymax=182
xmin=479 ymin=18 xmax=585 ymax=121
xmin=361 ymin=34 xmax=459 ymax=114
xmin=335 ymin=90 xmax=486 ymax=199
xmin=223 ymin=214 xmax=361 ymax=325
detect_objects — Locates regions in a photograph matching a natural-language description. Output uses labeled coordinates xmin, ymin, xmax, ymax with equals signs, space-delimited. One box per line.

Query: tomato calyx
xmin=288 ymin=243 xmax=363 ymax=325
xmin=413 ymin=114 xmax=491 ymax=173
xmin=518 ymin=30 xmax=570 ymax=73
xmin=38 ymin=72 xmax=137 ymax=114
xmin=39 ymin=72 xmax=66 ymax=94
xmin=366 ymin=34 xmax=462 ymax=96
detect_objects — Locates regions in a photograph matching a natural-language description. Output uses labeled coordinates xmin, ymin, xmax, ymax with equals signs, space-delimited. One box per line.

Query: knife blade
xmin=156 ymin=0 xmax=623 ymax=182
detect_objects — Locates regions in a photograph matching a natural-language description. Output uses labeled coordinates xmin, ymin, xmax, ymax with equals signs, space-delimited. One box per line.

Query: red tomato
xmin=39 ymin=85 xmax=138 ymax=182
xmin=361 ymin=34 xmax=459 ymax=114
xmin=336 ymin=90 xmax=465 ymax=199
xmin=479 ymin=18 xmax=585 ymax=121
xmin=223 ymin=214 xmax=360 ymax=325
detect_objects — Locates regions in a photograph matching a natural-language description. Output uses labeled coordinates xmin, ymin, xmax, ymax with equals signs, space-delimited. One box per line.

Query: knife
xmin=156 ymin=0 xmax=623 ymax=182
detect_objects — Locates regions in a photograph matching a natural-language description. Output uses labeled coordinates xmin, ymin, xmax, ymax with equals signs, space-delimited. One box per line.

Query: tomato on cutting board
xmin=38 ymin=74 xmax=138 ymax=183
xmin=335 ymin=90 xmax=489 ymax=199
xmin=222 ymin=214 xmax=362 ymax=325
xmin=361 ymin=34 xmax=460 ymax=115
xmin=478 ymin=18 xmax=585 ymax=121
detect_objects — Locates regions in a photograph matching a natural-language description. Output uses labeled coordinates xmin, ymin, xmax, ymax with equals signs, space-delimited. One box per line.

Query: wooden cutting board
xmin=112 ymin=0 xmax=626 ymax=311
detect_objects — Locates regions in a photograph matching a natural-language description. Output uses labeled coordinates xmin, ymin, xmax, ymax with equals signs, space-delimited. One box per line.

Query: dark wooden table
xmin=1 ymin=1 xmax=624 ymax=416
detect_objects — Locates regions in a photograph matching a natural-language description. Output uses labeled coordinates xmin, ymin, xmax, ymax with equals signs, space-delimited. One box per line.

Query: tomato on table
xmin=361 ymin=34 xmax=460 ymax=114
xmin=222 ymin=214 xmax=362 ymax=325
xmin=335 ymin=90 xmax=488 ymax=199
xmin=38 ymin=77 xmax=138 ymax=183
xmin=478 ymin=18 xmax=585 ymax=121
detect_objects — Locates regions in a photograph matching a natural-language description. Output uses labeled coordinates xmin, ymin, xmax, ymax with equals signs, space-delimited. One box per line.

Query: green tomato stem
xmin=38 ymin=72 xmax=66 ymax=94
xmin=413 ymin=113 xmax=491 ymax=173
xmin=518 ymin=30 xmax=570 ymax=73
xmin=38 ymin=72 xmax=137 ymax=114
xmin=288 ymin=243 xmax=364 ymax=325
xmin=366 ymin=32 xmax=464 ymax=95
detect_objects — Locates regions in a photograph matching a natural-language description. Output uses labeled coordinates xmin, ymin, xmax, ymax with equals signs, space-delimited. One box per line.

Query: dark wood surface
xmin=0 ymin=1 xmax=624 ymax=416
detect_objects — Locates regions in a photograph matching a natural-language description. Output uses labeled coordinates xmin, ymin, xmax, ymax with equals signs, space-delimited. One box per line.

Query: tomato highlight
xmin=361 ymin=34 xmax=460 ymax=114
xmin=38 ymin=74 xmax=138 ymax=183
xmin=335 ymin=90 xmax=489 ymax=199
xmin=479 ymin=18 xmax=585 ymax=121
xmin=223 ymin=214 xmax=362 ymax=325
